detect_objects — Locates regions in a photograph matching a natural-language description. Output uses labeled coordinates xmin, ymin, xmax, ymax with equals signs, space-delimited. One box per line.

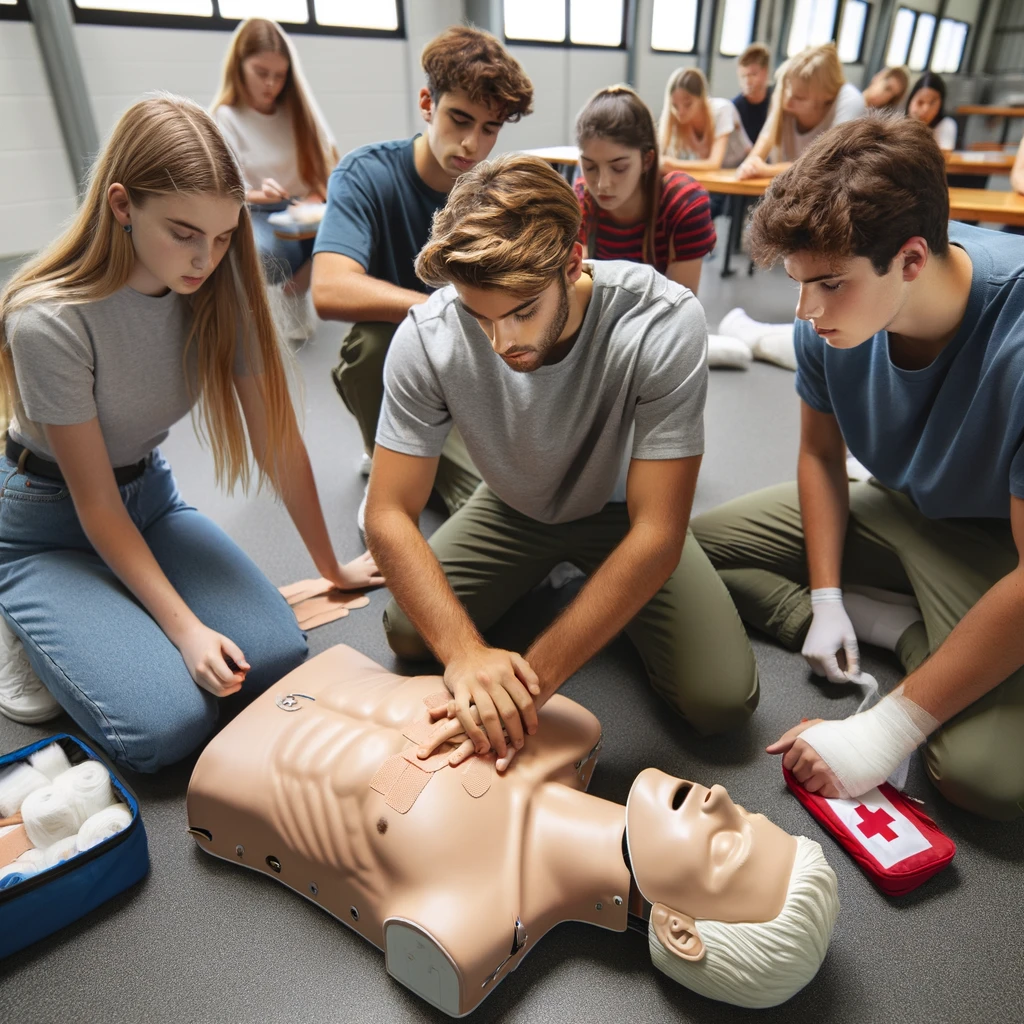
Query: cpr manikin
xmin=186 ymin=646 xmax=839 ymax=1014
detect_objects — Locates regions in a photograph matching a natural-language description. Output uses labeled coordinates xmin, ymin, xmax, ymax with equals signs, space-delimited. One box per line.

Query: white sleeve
xmin=713 ymin=99 xmax=736 ymax=139
xmin=212 ymin=106 xmax=254 ymax=190
xmin=934 ymin=118 xmax=958 ymax=151
xmin=832 ymin=83 xmax=867 ymax=126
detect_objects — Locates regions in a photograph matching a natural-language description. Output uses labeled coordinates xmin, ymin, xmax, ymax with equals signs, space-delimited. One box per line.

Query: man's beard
xmin=507 ymin=282 xmax=571 ymax=373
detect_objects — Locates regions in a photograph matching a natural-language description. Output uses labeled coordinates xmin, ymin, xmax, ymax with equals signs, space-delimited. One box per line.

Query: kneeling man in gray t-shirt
xmin=365 ymin=154 xmax=757 ymax=767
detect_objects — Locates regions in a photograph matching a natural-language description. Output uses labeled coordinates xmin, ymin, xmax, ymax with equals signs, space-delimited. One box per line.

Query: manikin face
xmin=421 ymin=88 xmax=504 ymax=181
xmin=909 ymin=87 xmax=943 ymax=125
xmin=241 ymin=50 xmax=290 ymax=114
xmin=737 ymin=62 xmax=769 ymax=100
xmin=670 ymin=88 xmax=701 ymax=127
xmin=579 ymin=137 xmax=650 ymax=214
xmin=108 ymin=188 xmax=240 ymax=296
xmin=454 ymin=252 xmax=582 ymax=373
xmin=626 ymin=770 xmax=797 ymax=926
xmin=784 ymin=80 xmax=830 ymax=129
xmin=864 ymin=71 xmax=902 ymax=108
xmin=784 ymin=249 xmax=908 ymax=349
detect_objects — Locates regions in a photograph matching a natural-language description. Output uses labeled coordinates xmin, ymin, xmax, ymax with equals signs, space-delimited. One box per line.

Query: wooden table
xmin=955 ymin=105 xmax=1024 ymax=145
xmin=945 ymin=150 xmax=1016 ymax=176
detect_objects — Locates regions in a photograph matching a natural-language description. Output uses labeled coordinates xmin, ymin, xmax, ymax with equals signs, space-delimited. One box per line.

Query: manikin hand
xmin=178 ymin=623 xmax=250 ymax=698
xmin=766 ymin=720 xmax=844 ymax=798
xmin=802 ymin=592 xmax=859 ymax=682
xmin=321 ymin=552 xmax=385 ymax=591
xmin=441 ymin=646 xmax=540 ymax=761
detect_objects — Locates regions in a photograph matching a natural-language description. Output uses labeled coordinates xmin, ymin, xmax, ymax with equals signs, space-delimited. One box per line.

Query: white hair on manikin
xmin=648 ymin=835 xmax=839 ymax=1009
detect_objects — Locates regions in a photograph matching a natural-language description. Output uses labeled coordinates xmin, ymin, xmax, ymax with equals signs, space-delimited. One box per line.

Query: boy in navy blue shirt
xmin=692 ymin=117 xmax=1024 ymax=820
xmin=311 ymin=26 xmax=532 ymax=529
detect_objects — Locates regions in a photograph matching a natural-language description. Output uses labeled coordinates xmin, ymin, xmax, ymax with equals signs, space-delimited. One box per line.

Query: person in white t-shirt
xmin=738 ymin=43 xmax=865 ymax=180
xmin=212 ymin=18 xmax=337 ymax=339
xmin=658 ymin=67 xmax=751 ymax=219
xmin=906 ymin=72 xmax=958 ymax=152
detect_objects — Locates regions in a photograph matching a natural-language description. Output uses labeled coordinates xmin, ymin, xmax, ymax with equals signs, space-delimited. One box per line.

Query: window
xmin=836 ymin=0 xmax=868 ymax=63
xmin=651 ymin=0 xmax=700 ymax=53
xmin=907 ymin=11 xmax=934 ymax=70
xmin=504 ymin=0 xmax=626 ymax=47
xmin=886 ymin=6 xmax=916 ymax=66
xmin=930 ymin=17 xmax=968 ymax=73
xmin=786 ymin=0 xmax=838 ymax=58
xmin=719 ymin=0 xmax=758 ymax=57
xmin=70 ymin=0 xmax=403 ymax=34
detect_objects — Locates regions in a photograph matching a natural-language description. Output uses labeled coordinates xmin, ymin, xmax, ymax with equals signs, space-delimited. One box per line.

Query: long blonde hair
xmin=762 ymin=43 xmax=846 ymax=153
xmin=0 ymin=94 xmax=299 ymax=494
xmin=659 ymin=67 xmax=715 ymax=160
xmin=212 ymin=18 xmax=336 ymax=196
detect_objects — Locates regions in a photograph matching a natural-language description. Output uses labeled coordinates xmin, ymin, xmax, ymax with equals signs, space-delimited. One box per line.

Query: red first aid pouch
xmin=783 ymin=767 xmax=956 ymax=895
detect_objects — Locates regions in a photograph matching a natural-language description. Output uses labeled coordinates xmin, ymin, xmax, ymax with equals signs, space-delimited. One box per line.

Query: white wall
xmin=0 ymin=22 xmax=78 ymax=259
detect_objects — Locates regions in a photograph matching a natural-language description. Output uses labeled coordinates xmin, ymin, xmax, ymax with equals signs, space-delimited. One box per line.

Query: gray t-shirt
xmin=377 ymin=260 xmax=708 ymax=525
xmin=6 ymin=286 xmax=254 ymax=466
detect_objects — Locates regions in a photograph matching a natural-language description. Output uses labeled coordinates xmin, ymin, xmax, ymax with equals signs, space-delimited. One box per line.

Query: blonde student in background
xmin=212 ymin=18 xmax=337 ymax=341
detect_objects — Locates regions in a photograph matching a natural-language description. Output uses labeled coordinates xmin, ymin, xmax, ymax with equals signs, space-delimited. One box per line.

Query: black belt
xmin=6 ymin=438 xmax=148 ymax=487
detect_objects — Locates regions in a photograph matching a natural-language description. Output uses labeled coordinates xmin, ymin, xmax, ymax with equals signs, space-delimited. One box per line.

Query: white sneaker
xmin=359 ymin=453 xmax=372 ymax=477
xmin=357 ymin=480 xmax=368 ymax=542
xmin=0 ymin=617 xmax=60 ymax=724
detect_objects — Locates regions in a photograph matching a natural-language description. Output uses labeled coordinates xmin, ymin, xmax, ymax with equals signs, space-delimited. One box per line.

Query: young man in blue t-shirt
xmin=311 ymin=26 xmax=533 ymax=527
xmin=692 ymin=117 xmax=1024 ymax=821
xmin=731 ymin=44 xmax=773 ymax=147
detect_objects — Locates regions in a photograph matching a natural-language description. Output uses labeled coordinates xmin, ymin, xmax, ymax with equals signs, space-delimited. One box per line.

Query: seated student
xmin=862 ymin=65 xmax=910 ymax=111
xmin=732 ymin=44 xmax=774 ymax=145
xmin=691 ymin=117 xmax=1024 ymax=821
xmin=0 ymin=96 xmax=380 ymax=765
xmin=659 ymin=68 xmax=751 ymax=218
xmin=906 ymin=72 xmax=958 ymax=152
xmin=737 ymin=43 xmax=865 ymax=180
xmin=364 ymin=154 xmax=758 ymax=763
xmin=574 ymin=86 xmax=715 ymax=296
xmin=212 ymin=18 xmax=337 ymax=341
xmin=312 ymin=27 xmax=533 ymax=528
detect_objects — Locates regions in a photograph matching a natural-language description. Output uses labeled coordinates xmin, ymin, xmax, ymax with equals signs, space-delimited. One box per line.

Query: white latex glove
xmin=802 ymin=588 xmax=859 ymax=683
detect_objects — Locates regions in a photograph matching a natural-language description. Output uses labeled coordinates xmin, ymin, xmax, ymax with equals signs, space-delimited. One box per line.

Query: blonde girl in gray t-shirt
xmin=0 ymin=95 xmax=380 ymax=771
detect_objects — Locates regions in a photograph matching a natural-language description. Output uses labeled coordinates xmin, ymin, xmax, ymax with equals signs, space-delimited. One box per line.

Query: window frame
xmin=503 ymin=0 xmax=631 ymax=51
xmin=718 ymin=0 xmax=761 ymax=58
xmin=930 ymin=16 xmax=970 ymax=74
xmin=0 ymin=0 xmax=30 ymax=22
xmin=886 ymin=5 xmax=922 ymax=67
xmin=836 ymin=0 xmax=870 ymax=64
xmin=69 ymin=0 xmax=406 ymax=39
xmin=784 ymin=0 xmax=841 ymax=60
xmin=649 ymin=0 xmax=703 ymax=55
xmin=906 ymin=8 xmax=936 ymax=71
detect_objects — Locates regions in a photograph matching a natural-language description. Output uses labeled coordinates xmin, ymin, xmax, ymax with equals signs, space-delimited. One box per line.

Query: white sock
xmin=718 ymin=308 xmax=791 ymax=347
xmin=844 ymin=592 xmax=923 ymax=652
xmin=707 ymin=334 xmax=752 ymax=369
xmin=751 ymin=328 xmax=797 ymax=370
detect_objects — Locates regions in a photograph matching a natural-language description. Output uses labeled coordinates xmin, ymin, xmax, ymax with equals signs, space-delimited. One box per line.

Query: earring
xmin=123 ymin=223 xmax=132 ymax=234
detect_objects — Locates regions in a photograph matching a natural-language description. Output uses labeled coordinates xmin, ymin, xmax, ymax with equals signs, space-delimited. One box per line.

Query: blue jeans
xmin=0 ymin=452 xmax=307 ymax=772
xmin=250 ymin=205 xmax=315 ymax=284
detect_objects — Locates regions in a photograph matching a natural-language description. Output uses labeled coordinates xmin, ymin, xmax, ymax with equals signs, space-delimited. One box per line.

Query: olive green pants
xmin=691 ymin=479 xmax=1024 ymax=820
xmin=383 ymin=486 xmax=759 ymax=736
xmin=332 ymin=320 xmax=480 ymax=514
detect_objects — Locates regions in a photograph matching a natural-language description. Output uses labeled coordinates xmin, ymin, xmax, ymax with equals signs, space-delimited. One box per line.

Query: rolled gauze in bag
xmin=0 ymin=763 xmax=49 ymax=817
xmin=42 ymin=834 xmax=80 ymax=868
xmin=29 ymin=743 xmax=73 ymax=782
xmin=12 ymin=846 xmax=49 ymax=874
xmin=76 ymin=804 xmax=132 ymax=852
xmin=53 ymin=760 xmax=115 ymax=821
xmin=21 ymin=784 xmax=84 ymax=848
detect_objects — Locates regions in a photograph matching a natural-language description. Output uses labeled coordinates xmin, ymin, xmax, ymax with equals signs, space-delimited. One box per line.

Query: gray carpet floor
xmin=1 ymin=254 xmax=1021 ymax=1024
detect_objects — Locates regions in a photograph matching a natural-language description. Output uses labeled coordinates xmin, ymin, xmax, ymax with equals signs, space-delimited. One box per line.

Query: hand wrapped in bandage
xmin=767 ymin=687 xmax=940 ymax=799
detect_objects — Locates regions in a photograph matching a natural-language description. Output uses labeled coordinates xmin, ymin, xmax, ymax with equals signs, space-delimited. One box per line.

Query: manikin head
xmin=416 ymin=153 xmax=584 ymax=373
xmin=417 ymin=26 xmax=533 ymax=184
xmin=627 ymin=770 xmax=839 ymax=1008
xmin=748 ymin=117 xmax=950 ymax=349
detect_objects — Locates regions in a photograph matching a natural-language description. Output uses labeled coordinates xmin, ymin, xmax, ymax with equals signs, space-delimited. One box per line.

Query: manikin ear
xmin=651 ymin=902 xmax=705 ymax=962
xmin=107 ymin=183 xmax=131 ymax=229
xmin=418 ymin=87 xmax=435 ymax=125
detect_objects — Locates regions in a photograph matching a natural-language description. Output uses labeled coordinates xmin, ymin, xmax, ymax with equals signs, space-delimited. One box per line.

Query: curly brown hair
xmin=422 ymin=25 xmax=533 ymax=123
xmin=749 ymin=116 xmax=949 ymax=275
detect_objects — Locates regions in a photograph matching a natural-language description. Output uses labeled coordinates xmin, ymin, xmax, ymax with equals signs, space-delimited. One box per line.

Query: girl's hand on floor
xmin=179 ymin=625 xmax=249 ymax=697
xmin=323 ymin=551 xmax=385 ymax=591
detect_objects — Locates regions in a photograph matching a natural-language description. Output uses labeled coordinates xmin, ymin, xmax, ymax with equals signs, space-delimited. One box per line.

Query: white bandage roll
xmin=799 ymin=689 xmax=939 ymax=799
xmin=29 ymin=743 xmax=73 ymax=782
xmin=76 ymin=804 xmax=132 ymax=852
xmin=12 ymin=846 xmax=49 ymax=874
xmin=0 ymin=762 xmax=50 ymax=817
xmin=53 ymin=760 xmax=116 ymax=821
xmin=42 ymin=835 xmax=80 ymax=868
xmin=20 ymin=784 xmax=84 ymax=848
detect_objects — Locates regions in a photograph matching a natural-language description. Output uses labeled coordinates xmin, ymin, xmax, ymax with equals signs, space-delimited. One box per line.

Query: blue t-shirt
xmin=794 ymin=223 xmax=1024 ymax=520
xmin=313 ymin=136 xmax=448 ymax=293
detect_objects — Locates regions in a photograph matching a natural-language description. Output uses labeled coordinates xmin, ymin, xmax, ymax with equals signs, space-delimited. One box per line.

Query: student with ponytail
xmin=0 ymin=96 xmax=380 ymax=769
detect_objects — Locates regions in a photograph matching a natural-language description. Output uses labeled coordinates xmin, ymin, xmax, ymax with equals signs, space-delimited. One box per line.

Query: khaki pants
xmin=691 ymin=479 xmax=1024 ymax=820
xmin=332 ymin=321 xmax=480 ymax=514
xmin=383 ymin=486 xmax=759 ymax=736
